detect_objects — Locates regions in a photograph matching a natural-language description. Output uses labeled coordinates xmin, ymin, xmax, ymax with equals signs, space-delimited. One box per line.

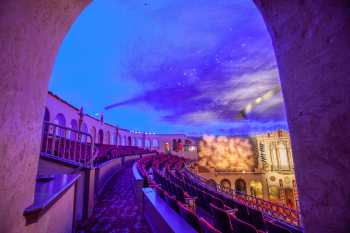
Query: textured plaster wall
xmin=30 ymin=185 xmax=76 ymax=233
xmin=254 ymin=1 xmax=350 ymax=232
xmin=95 ymin=158 xmax=122 ymax=196
xmin=0 ymin=1 xmax=90 ymax=232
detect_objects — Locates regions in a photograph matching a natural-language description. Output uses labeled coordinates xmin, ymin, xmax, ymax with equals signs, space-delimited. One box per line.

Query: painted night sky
xmin=50 ymin=0 xmax=288 ymax=136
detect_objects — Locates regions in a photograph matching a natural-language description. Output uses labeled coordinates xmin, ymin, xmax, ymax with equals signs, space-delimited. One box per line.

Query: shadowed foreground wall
xmin=0 ymin=1 xmax=90 ymax=233
xmin=254 ymin=1 xmax=350 ymax=232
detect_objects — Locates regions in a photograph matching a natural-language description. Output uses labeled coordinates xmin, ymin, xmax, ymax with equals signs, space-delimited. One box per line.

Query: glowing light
xmin=198 ymin=135 xmax=256 ymax=171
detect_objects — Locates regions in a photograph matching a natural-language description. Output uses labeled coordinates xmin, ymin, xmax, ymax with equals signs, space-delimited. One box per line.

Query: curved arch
xmin=111 ymin=133 xmax=116 ymax=145
xmin=137 ymin=138 xmax=142 ymax=147
xmin=54 ymin=113 xmax=66 ymax=137
xmin=98 ymin=129 xmax=104 ymax=144
xmin=90 ymin=127 xmax=97 ymax=143
xmin=235 ymin=178 xmax=247 ymax=194
xmin=268 ymin=186 xmax=280 ymax=202
xmin=81 ymin=123 xmax=88 ymax=142
xmin=81 ymin=123 xmax=88 ymax=133
xmin=172 ymin=139 xmax=177 ymax=151
xmin=44 ymin=108 xmax=50 ymax=122
xmin=106 ymin=131 xmax=111 ymax=144
xmin=278 ymin=143 xmax=289 ymax=170
xmin=220 ymin=179 xmax=232 ymax=189
xmin=249 ymin=180 xmax=263 ymax=198
xmin=70 ymin=119 xmax=78 ymax=140
xmin=145 ymin=139 xmax=151 ymax=148
xmin=152 ymin=139 xmax=159 ymax=148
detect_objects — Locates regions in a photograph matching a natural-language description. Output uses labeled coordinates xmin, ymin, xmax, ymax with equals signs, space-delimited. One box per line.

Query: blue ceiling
xmin=50 ymin=0 xmax=288 ymax=136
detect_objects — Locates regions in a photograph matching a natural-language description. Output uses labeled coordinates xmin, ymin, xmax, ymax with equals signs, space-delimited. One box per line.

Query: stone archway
xmin=220 ymin=179 xmax=232 ymax=190
xmin=235 ymin=178 xmax=247 ymax=194
xmin=1 ymin=1 xmax=350 ymax=233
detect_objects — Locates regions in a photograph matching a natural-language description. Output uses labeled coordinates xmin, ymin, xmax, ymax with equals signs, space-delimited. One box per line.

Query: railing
xmin=183 ymin=162 xmax=303 ymax=229
xmin=40 ymin=121 xmax=96 ymax=168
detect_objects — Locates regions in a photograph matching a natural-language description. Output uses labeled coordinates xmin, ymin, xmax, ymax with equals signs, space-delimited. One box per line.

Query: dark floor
xmin=78 ymin=163 xmax=152 ymax=233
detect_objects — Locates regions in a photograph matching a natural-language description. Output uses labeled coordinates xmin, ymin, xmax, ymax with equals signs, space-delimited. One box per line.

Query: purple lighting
xmin=50 ymin=0 xmax=287 ymax=136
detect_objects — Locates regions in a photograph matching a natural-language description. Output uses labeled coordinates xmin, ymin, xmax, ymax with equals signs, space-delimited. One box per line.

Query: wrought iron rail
xmin=40 ymin=121 xmax=96 ymax=168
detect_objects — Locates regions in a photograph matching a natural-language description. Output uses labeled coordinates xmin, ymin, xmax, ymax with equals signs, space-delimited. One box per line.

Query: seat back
xmin=246 ymin=207 xmax=266 ymax=231
xmin=265 ymin=220 xmax=292 ymax=233
xmin=164 ymin=192 xmax=179 ymax=213
xmin=229 ymin=214 xmax=258 ymax=233
xmin=178 ymin=202 xmax=202 ymax=233
xmin=199 ymin=217 xmax=221 ymax=233
xmin=210 ymin=203 xmax=233 ymax=233
xmin=154 ymin=186 xmax=165 ymax=199
xmin=210 ymin=195 xmax=224 ymax=209
xmin=175 ymin=185 xmax=186 ymax=203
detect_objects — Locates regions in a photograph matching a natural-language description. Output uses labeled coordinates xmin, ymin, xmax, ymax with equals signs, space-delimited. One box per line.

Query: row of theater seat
xmin=94 ymin=144 xmax=157 ymax=165
xmin=137 ymin=155 xmax=301 ymax=233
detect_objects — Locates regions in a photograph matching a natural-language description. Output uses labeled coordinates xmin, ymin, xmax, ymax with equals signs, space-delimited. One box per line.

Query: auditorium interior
xmin=0 ymin=1 xmax=349 ymax=233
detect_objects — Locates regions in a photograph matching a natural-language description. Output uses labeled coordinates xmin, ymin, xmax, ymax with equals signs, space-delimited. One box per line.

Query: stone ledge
xmin=23 ymin=173 xmax=80 ymax=225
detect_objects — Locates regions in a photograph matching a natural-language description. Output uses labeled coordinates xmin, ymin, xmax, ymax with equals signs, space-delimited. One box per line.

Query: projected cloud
xmin=198 ymin=135 xmax=257 ymax=171
xmin=50 ymin=0 xmax=288 ymax=135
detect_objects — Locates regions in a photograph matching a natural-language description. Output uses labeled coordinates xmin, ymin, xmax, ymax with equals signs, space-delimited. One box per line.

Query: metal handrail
xmin=40 ymin=121 xmax=96 ymax=168
xmin=183 ymin=161 xmax=303 ymax=229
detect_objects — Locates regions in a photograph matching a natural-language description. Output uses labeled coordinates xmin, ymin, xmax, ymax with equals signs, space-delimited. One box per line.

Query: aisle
xmin=78 ymin=162 xmax=151 ymax=233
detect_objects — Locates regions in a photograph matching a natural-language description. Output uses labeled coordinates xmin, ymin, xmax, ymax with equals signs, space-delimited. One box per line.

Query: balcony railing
xmin=40 ymin=121 xmax=96 ymax=168
xmin=184 ymin=162 xmax=303 ymax=229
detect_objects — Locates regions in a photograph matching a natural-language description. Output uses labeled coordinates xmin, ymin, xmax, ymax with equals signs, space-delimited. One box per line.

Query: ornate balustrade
xmin=183 ymin=162 xmax=303 ymax=229
xmin=40 ymin=121 xmax=96 ymax=168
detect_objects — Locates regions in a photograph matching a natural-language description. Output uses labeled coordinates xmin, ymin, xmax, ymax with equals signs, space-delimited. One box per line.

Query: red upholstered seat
xmin=210 ymin=203 xmax=233 ymax=233
xmin=199 ymin=217 xmax=222 ymax=233
xmin=229 ymin=213 xmax=264 ymax=233
xmin=265 ymin=220 xmax=292 ymax=233
xmin=164 ymin=192 xmax=179 ymax=213
xmin=178 ymin=202 xmax=202 ymax=233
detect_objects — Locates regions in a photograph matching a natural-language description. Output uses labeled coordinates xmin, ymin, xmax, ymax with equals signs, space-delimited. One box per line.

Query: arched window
xmin=249 ymin=180 xmax=263 ymax=198
xmin=137 ymin=138 xmax=142 ymax=147
xmin=145 ymin=139 xmax=150 ymax=148
xmin=81 ymin=123 xmax=88 ymax=142
xmin=44 ymin=108 xmax=50 ymax=122
xmin=270 ymin=143 xmax=278 ymax=171
xmin=269 ymin=186 xmax=280 ymax=202
xmin=278 ymin=143 xmax=289 ymax=170
xmin=177 ymin=139 xmax=183 ymax=152
xmin=172 ymin=139 xmax=177 ymax=151
xmin=112 ymin=134 xmax=116 ymax=145
xmin=70 ymin=119 xmax=78 ymax=140
xmin=54 ymin=113 xmax=66 ymax=137
xmin=98 ymin=129 xmax=104 ymax=144
xmin=43 ymin=108 xmax=50 ymax=134
xmin=90 ymin=127 xmax=96 ymax=143
xmin=81 ymin=123 xmax=88 ymax=133
xmin=128 ymin=136 xmax=132 ymax=146
xmin=235 ymin=179 xmax=247 ymax=194
xmin=152 ymin=139 xmax=159 ymax=148
xmin=220 ymin=179 xmax=232 ymax=190
xmin=284 ymin=188 xmax=295 ymax=208
xmin=106 ymin=131 xmax=111 ymax=145
xmin=118 ymin=135 xmax=122 ymax=145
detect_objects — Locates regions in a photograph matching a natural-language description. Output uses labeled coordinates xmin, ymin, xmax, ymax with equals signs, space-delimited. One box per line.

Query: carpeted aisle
xmin=78 ymin=162 xmax=152 ymax=233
